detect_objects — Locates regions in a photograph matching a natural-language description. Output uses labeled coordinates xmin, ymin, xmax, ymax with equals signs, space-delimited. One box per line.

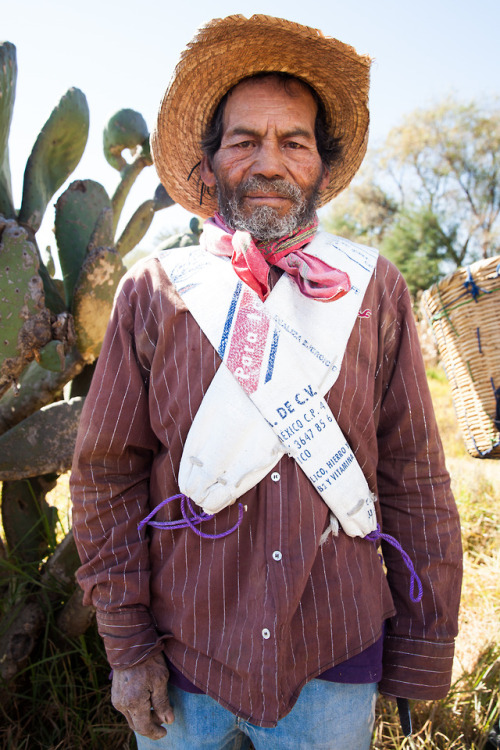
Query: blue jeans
xmin=135 ymin=679 xmax=378 ymax=749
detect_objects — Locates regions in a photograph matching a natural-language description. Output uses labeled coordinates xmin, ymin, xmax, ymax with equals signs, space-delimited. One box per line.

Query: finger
xmin=128 ymin=706 xmax=167 ymax=740
xmin=152 ymin=688 xmax=174 ymax=725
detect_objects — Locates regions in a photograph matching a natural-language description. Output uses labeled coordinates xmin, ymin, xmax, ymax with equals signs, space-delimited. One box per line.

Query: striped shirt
xmin=71 ymin=250 xmax=462 ymax=728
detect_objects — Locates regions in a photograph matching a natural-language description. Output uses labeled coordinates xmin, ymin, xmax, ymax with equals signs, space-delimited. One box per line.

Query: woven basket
xmin=421 ymin=255 xmax=500 ymax=459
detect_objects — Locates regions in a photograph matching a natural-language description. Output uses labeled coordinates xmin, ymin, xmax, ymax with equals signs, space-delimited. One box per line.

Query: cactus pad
xmin=72 ymin=246 xmax=126 ymax=362
xmin=0 ymin=42 xmax=17 ymax=218
xmin=0 ymin=220 xmax=52 ymax=397
xmin=116 ymin=199 xmax=155 ymax=258
xmin=18 ymin=88 xmax=89 ymax=232
xmin=35 ymin=339 xmax=66 ymax=372
xmin=0 ymin=396 xmax=84 ymax=480
xmin=153 ymin=184 xmax=175 ymax=211
xmin=54 ymin=179 xmax=111 ymax=307
xmin=103 ymin=108 xmax=150 ymax=172
xmin=87 ymin=207 xmax=114 ymax=252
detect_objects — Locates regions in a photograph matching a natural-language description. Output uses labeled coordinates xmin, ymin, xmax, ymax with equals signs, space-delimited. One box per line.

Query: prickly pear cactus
xmin=0 ymin=42 xmax=175 ymax=439
xmin=18 ymin=88 xmax=89 ymax=232
xmin=0 ymin=40 xmax=180 ymax=684
xmin=104 ymin=108 xmax=150 ymax=172
xmin=0 ymin=219 xmax=52 ymax=396
xmin=0 ymin=42 xmax=17 ymax=219
xmin=55 ymin=179 xmax=112 ymax=306
xmin=72 ymin=246 xmax=126 ymax=362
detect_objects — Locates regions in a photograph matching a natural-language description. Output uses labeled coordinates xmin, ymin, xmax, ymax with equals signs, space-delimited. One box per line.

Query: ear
xmin=200 ymin=155 xmax=217 ymax=187
xmin=319 ymin=165 xmax=330 ymax=192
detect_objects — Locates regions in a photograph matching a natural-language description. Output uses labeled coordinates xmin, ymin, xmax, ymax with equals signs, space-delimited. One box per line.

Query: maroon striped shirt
xmin=71 ymin=251 xmax=462 ymax=728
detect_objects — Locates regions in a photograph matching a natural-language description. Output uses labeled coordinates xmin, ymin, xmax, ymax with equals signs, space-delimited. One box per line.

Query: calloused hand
xmin=111 ymin=652 xmax=174 ymax=739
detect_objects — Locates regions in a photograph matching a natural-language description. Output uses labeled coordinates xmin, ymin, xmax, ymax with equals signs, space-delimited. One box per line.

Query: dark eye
xmin=285 ymin=141 xmax=303 ymax=149
xmin=236 ymin=141 xmax=254 ymax=149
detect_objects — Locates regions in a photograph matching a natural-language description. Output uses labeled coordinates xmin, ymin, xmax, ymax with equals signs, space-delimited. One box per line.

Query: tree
xmin=323 ymin=97 xmax=500 ymax=293
xmin=380 ymin=208 xmax=457 ymax=298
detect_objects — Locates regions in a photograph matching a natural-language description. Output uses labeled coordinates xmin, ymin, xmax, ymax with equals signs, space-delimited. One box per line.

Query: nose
xmin=249 ymin=141 xmax=287 ymax=179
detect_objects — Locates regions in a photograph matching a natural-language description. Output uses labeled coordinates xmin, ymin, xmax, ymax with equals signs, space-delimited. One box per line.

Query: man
xmin=71 ymin=15 xmax=462 ymax=749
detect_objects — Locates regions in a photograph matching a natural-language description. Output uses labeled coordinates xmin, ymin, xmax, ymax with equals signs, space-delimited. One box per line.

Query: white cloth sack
xmin=160 ymin=232 xmax=379 ymax=537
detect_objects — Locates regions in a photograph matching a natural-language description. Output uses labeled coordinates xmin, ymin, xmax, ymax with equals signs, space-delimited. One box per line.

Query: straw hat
xmin=151 ymin=14 xmax=371 ymax=219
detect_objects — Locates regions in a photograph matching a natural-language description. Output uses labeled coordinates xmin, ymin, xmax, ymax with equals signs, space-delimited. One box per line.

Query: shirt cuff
xmin=96 ymin=608 xmax=169 ymax=669
xmin=379 ymin=634 xmax=455 ymax=700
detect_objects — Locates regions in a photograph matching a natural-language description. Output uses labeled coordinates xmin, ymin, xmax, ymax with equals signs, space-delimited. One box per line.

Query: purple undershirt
xmin=167 ymin=633 xmax=383 ymax=694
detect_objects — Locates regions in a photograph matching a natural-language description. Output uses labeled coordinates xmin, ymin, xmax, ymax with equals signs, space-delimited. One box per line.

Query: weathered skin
xmin=111 ymin=654 xmax=174 ymax=740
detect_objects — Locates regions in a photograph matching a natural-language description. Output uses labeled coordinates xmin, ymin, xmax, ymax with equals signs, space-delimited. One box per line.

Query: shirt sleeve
xmin=375 ymin=270 xmax=462 ymax=700
xmin=70 ymin=269 xmax=166 ymax=669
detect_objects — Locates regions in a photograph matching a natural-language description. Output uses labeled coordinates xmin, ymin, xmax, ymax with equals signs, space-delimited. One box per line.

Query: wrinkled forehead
xmin=221 ymin=76 xmax=318 ymax=136
xmin=220 ymin=73 xmax=320 ymax=125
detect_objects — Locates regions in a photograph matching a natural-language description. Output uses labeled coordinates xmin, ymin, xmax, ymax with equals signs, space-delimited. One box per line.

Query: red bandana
xmin=205 ymin=213 xmax=351 ymax=302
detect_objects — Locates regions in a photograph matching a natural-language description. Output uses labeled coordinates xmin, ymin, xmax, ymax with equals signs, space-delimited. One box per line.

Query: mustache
xmin=236 ymin=177 xmax=302 ymax=203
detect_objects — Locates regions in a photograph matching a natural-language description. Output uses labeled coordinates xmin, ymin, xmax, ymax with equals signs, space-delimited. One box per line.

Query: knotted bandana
xmin=201 ymin=213 xmax=351 ymax=302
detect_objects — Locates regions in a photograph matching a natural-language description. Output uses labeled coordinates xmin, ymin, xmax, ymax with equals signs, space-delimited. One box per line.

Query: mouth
xmin=243 ymin=194 xmax=292 ymax=205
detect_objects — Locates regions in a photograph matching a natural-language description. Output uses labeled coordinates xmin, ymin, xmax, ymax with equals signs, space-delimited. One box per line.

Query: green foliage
xmin=323 ymin=179 xmax=399 ymax=246
xmin=382 ymin=97 xmax=500 ymax=264
xmin=0 ymin=543 xmax=134 ymax=749
xmin=1 ymin=476 xmax=58 ymax=564
xmin=323 ymin=96 xmax=500 ymax=295
xmin=380 ymin=208 xmax=457 ymax=297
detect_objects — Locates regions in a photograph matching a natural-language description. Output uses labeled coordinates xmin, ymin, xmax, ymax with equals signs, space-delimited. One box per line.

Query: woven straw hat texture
xmin=151 ymin=14 xmax=371 ymax=218
xmin=422 ymin=255 xmax=500 ymax=459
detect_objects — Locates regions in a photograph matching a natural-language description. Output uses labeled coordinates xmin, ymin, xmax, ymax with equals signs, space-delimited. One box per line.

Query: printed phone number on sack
xmin=291 ymin=416 xmax=333 ymax=452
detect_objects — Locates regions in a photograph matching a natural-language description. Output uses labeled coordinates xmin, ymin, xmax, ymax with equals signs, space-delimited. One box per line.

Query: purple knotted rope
xmin=366 ymin=524 xmax=423 ymax=603
xmin=138 ymin=494 xmax=245 ymax=540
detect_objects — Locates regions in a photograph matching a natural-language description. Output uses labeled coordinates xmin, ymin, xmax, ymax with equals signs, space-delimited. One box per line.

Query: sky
xmin=3 ymin=0 xmax=500 ymax=258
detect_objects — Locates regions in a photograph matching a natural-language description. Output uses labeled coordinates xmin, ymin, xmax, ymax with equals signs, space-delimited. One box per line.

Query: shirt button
xmin=272 ymin=550 xmax=282 ymax=561
xmin=271 ymin=472 xmax=280 ymax=482
xmin=262 ymin=628 xmax=271 ymax=639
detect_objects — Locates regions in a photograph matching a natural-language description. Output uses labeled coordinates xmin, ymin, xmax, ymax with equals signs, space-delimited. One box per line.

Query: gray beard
xmin=216 ymin=176 xmax=319 ymax=242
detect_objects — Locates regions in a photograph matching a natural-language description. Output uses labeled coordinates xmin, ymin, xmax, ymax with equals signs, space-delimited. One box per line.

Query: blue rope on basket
xmin=463 ymin=266 xmax=490 ymax=302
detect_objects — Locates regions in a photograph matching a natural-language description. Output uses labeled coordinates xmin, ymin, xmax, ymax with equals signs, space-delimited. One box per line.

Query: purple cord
xmin=366 ymin=525 xmax=423 ymax=603
xmin=138 ymin=494 xmax=245 ymax=540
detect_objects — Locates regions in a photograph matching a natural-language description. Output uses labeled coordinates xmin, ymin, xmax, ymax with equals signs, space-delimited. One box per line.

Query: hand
xmin=111 ymin=652 xmax=174 ymax=739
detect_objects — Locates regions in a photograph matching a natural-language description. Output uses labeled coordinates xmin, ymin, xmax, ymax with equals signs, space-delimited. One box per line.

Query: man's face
xmin=200 ymin=77 xmax=330 ymax=241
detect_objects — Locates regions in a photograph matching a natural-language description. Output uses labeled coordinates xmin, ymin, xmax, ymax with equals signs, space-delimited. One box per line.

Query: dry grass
xmin=1 ymin=367 xmax=499 ymax=748
xmin=374 ymin=367 xmax=500 ymax=749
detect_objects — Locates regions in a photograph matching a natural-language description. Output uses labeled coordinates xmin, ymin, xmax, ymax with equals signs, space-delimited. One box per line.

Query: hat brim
xmin=151 ymin=14 xmax=371 ymax=219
